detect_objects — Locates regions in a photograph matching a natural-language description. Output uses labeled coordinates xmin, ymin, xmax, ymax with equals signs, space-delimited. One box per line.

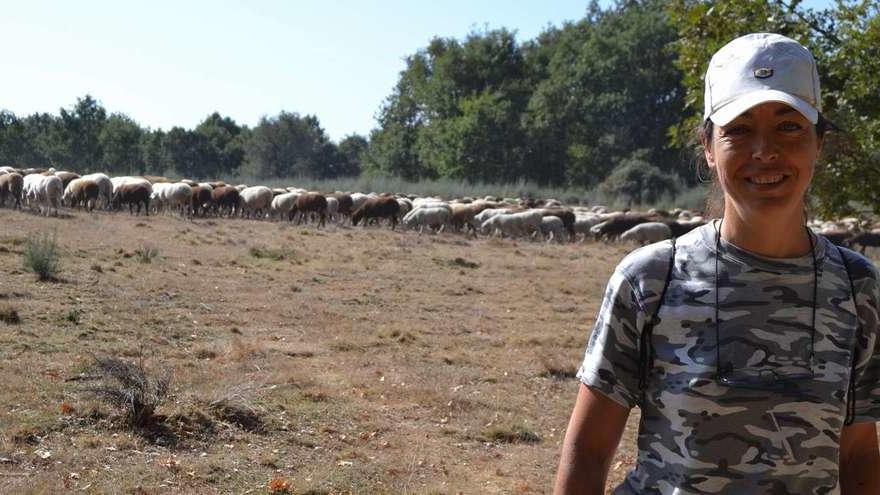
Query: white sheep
xmin=239 ymin=186 xmax=273 ymax=218
xmin=540 ymin=216 xmax=566 ymax=243
xmin=402 ymin=206 xmax=451 ymax=234
xmin=270 ymin=192 xmax=300 ymax=221
xmin=620 ymin=222 xmax=672 ymax=245
xmin=24 ymin=174 xmax=63 ymax=216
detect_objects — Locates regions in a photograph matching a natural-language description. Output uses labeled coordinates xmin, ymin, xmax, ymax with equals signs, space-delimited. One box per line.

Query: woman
xmin=554 ymin=33 xmax=880 ymax=494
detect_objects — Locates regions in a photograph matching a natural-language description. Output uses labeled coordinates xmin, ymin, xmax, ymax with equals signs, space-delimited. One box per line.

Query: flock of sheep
xmin=1 ymin=165 xmax=878 ymax=251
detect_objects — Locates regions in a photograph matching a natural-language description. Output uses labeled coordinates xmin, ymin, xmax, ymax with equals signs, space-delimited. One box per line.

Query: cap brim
xmin=708 ymin=89 xmax=818 ymax=127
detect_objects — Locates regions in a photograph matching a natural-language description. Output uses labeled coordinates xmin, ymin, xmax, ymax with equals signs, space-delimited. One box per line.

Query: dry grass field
xmin=0 ymin=208 xmax=642 ymax=494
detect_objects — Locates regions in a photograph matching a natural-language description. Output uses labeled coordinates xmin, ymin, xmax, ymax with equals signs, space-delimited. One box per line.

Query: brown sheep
xmin=190 ymin=185 xmax=213 ymax=217
xmin=0 ymin=173 xmax=24 ymax=209
xmin=211 ymin=186 xmax=240 ymax=217
xmin=65 ymin=179 xmax=100 ymax=211
xmin=820 ymin=230 xmax=853 ymax=247
xmin=54 ymin=171 xmax=80 ymax=188
xmin=592 ymin=213 xmax=662 ymax=241
xmin=292 ymin=193 xmax=328 ymax=227
xmin=112 ymin=183 xmax=151 ymax=215
xmin=849 ymin=231 xmax=880 ymax=254
xmin=332 ymin=193 xmax=354 ymax=222
xmin=351 ymin=197 xmax=401 ymax=230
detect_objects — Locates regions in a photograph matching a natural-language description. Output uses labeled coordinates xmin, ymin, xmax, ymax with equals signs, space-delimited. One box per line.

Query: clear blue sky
xmin=0 ymin=0 xmax=831 ymax=143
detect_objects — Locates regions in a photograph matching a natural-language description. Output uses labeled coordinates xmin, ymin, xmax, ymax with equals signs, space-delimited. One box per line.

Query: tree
xmin=195 ymin=112 xmax=245 ymax=177
xmin=99 ymin=114 xmax=144 ymax=175
xmin=598 ymin=150 xmax=679 ymax=206
xmin=667 ymin=0 xmax=880 ymax=217
xmin=337 ymin=134 xmax=368 ymax=176
xmin=57 ymin=95 xmax=107 ymax=172
xmin=243 ymin=112 xmax=341 ymax=179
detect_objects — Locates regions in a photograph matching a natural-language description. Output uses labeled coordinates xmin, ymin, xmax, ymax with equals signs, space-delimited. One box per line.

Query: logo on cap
xmin=754 ymin=67 xmax=774 ymax=79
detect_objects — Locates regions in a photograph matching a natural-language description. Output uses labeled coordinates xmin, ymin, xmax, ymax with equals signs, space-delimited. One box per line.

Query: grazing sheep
xmin=480 ymin=210 xmax=542 ymax=239
xmin=620 ymin=222 xmax=673 ymax=245
xmin=270 ymin=192 xmax=300 ymax=221
xmin=402 ymin=206 xmax=450 ymax=234
xmin=113 ymin=183 xmax=151 ymax=215
xmin=0 ymin=172 xmax=24 ymax=209
xmin=292 ymin=193 xmax=328 ymax=227
xmin=351 ymin=197 xmax=401 ymax=229
xmin=211 ymin=186 xmax=241 ymax=217
xmin=81 ymin=173 xmax=113 ymax=208
xmin=331 ymin=193 xmax=354 ymax=222
xmin=63 ymin=178 xmax=100 ymax=211
xmin=54 ymin=171 xmax=80 ymax=188
xmin=847 ymin=231 xmax=880 ymax=253
xmin=540 ymin=216 xmax=566 ymax=243
xmin=23 ymin=173 xmax=63 ymax=216
xmin=239 ymin=186 xmax=273 ymax=219
xmin=350 ymin=192 xmax=369 ymax=212
xmin=159 ymin=182 xmax=193 ymax=216
xmin=325 ymin=196 xmax=339 ymax=222
xmin=190 ymin=185 xmax=213 ymax=217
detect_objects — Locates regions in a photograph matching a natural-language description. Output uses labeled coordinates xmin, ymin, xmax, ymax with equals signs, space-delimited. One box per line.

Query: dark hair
xmin=694 ymin=113 xmax=838 ymax=218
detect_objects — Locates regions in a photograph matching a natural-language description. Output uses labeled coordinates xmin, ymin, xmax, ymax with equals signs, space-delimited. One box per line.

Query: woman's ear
xmin=702 ymin=137 xmax=716 ymax=169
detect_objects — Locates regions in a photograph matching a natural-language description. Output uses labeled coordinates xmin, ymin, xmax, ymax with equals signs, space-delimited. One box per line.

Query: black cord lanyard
xmin=713 ymin=219 xmax=818 ymax=375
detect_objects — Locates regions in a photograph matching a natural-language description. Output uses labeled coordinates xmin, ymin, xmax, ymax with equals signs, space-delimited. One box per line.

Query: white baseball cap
xmin=704 ymin=33 xmax=821 ymax=126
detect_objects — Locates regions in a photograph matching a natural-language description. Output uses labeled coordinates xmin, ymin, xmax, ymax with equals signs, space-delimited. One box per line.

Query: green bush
xmin=22 ymin=231 xmax=61 ymax=281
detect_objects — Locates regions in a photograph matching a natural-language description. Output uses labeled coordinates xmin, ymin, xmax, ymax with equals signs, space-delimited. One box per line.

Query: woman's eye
xmin=722 ymin=125 xmax=750 ymax=136
xmin=778 ymin=121 xmax=804 ymax=132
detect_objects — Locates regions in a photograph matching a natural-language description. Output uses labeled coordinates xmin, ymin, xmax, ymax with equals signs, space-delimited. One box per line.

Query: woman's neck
xmin=719 ymin=207 xmax=812 ymax=258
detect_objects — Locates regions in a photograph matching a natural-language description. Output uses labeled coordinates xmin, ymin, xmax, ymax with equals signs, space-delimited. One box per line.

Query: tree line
xmin=0 ymin=0 xmax=877 ymax=216
xmin=0 ymin=96 xmax=367 ymax=180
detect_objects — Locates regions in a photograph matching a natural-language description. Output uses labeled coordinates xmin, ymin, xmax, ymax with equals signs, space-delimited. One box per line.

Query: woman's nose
xmin=751 ymin=133 xmax=779 ymax=162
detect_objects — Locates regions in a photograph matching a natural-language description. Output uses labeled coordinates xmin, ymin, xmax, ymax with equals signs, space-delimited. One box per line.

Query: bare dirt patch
xmin=0 ymin=208 xmax=640 ymax=493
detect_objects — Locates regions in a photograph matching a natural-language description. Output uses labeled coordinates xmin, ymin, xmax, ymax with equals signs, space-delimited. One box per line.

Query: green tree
xmin=99 ymin=113 xmax=144 ymax=175
xmin=667 ymin=0 xmax=880 ymax=217
xmin=598 ymin=150 xmax=679 ymax=206
xmin=337 ymin=134 xmax=368 ymax=176
xmin=243 ymin=112 xmax=341 ymax=179
xmin=57 ymin=95 xmax=107 ymax=172
xmin=195 ymin=112 xmax=245 ymax=177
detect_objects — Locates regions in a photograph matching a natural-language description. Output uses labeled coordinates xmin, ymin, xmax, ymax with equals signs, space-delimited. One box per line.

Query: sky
xmin=0 ymin=0 xmax=832 ymax=143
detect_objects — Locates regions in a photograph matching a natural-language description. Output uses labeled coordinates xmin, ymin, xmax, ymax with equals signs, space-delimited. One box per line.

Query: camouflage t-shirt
xmin=578 ymin=222 xmax=880 ymax=495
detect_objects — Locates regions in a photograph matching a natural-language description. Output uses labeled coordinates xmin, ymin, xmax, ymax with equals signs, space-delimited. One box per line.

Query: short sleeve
xmin=851 ymin=263 xmax=880 ymax=423
xmin=576 ymin=269 xmax=644 ymax=409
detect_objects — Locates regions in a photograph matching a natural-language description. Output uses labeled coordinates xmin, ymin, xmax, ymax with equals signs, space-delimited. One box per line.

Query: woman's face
xmin=704 ymin=101 xmax=823 ymax=220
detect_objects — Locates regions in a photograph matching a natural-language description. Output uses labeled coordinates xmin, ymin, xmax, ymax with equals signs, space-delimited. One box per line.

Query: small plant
xmin=134 ymin=244 xmax=160 ymax=264
xmin=249 ymin=245 xmax=295 ymax=261
xmin=0 ymin=303 xmax=21 ymax=324
xmin=66 ymin=307 xmax=84 ymax=325
xmin=22 ymin=231 xmax=61 ymax=281
xmin=268 ymin=478 xmax=292 ymax=494
xmin=80 ymin=356 xmax=171 ymax=428
xmin=484 ymin=423 xmax=541 ymax=444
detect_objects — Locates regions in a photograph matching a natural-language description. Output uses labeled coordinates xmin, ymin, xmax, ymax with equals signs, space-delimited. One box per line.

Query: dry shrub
xmin=484 ymin=423 xmax=541 ymax=444
xmin=79 ymin=356 xmax=171 ymax=427
xmin=538 ymin=355 xmax=578 ymax=380
xmin=268 ymin=478 xmax=292 ymax=494
xmin=22 ymin=231 xmax=61 ymax=281
xmin=209 ymin=398 xmax=265 ymax=433
xmin=0 ymin=303 xmax=21 ymax=324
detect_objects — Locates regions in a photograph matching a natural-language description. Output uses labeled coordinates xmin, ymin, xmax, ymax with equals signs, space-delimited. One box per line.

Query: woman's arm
xmin=554 ymin=383 xmax=631 ymax=495
xmin=840 ymin=421 xmax=880 ymax=494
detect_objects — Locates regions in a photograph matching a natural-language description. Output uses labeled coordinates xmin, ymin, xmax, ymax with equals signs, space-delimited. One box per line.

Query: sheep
xmin=620 ymin=222 xmax=673 ymax=245
xmin=81 ymin=173 xmax=113 ymax=208
xmin=480 ymin=210 xmax=542 ymax=239
xmin=190 ymin=185 xmax=213 ymax=217
xmin=23 ymin=174 xmax=63 ymax=216
xmin=161 ymin=182 xmax=194 ymax=216
xmin=471 ymin=207 xmax=514 ymax=232
xmin=292 ymin=193 xmax=328 ymax=227
xmin=573 ymin=215 xmax=602 ymax=241
xmin=850 ymin=231 xmax=880 ymax=254
xmin=449 ymin=203 xmax=479 ymax=235
xmin=270 ymin=192 xmax=300 ymax=221
xmin=331 ymin=193 xmax=354 ymax=222
xmin=112 ymin=183 xmax=151 ymax=215
xmin=540 ymin=216 xmax=566 ymax=243
xmin=0 ymin=172 xmax=24 ymax=209
xmin=211 ymin=186 xmax=240 ymax=217
xmin=54 ymin=171 xmax=80 ymax=188
xmin=396 ymin=197 xmax=413 ymax=218
xmin=239 ymin=186 xmax=273 ymax=219
xmin=63 ymin=178 xmax=100 ymax=211
xmin=325 ymin=196 xmax=339 ymax=222
xmin=350 ymin=192 xmax=369 ymax=212
xmin=402 ymin=206 xmax=450 ymax=234
xmin=351 ymin=197 xmax=400 ymax=229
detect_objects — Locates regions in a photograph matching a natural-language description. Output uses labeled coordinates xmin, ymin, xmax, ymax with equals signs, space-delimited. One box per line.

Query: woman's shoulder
xmin=614 ymin=224 xmax=708 ymax=283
